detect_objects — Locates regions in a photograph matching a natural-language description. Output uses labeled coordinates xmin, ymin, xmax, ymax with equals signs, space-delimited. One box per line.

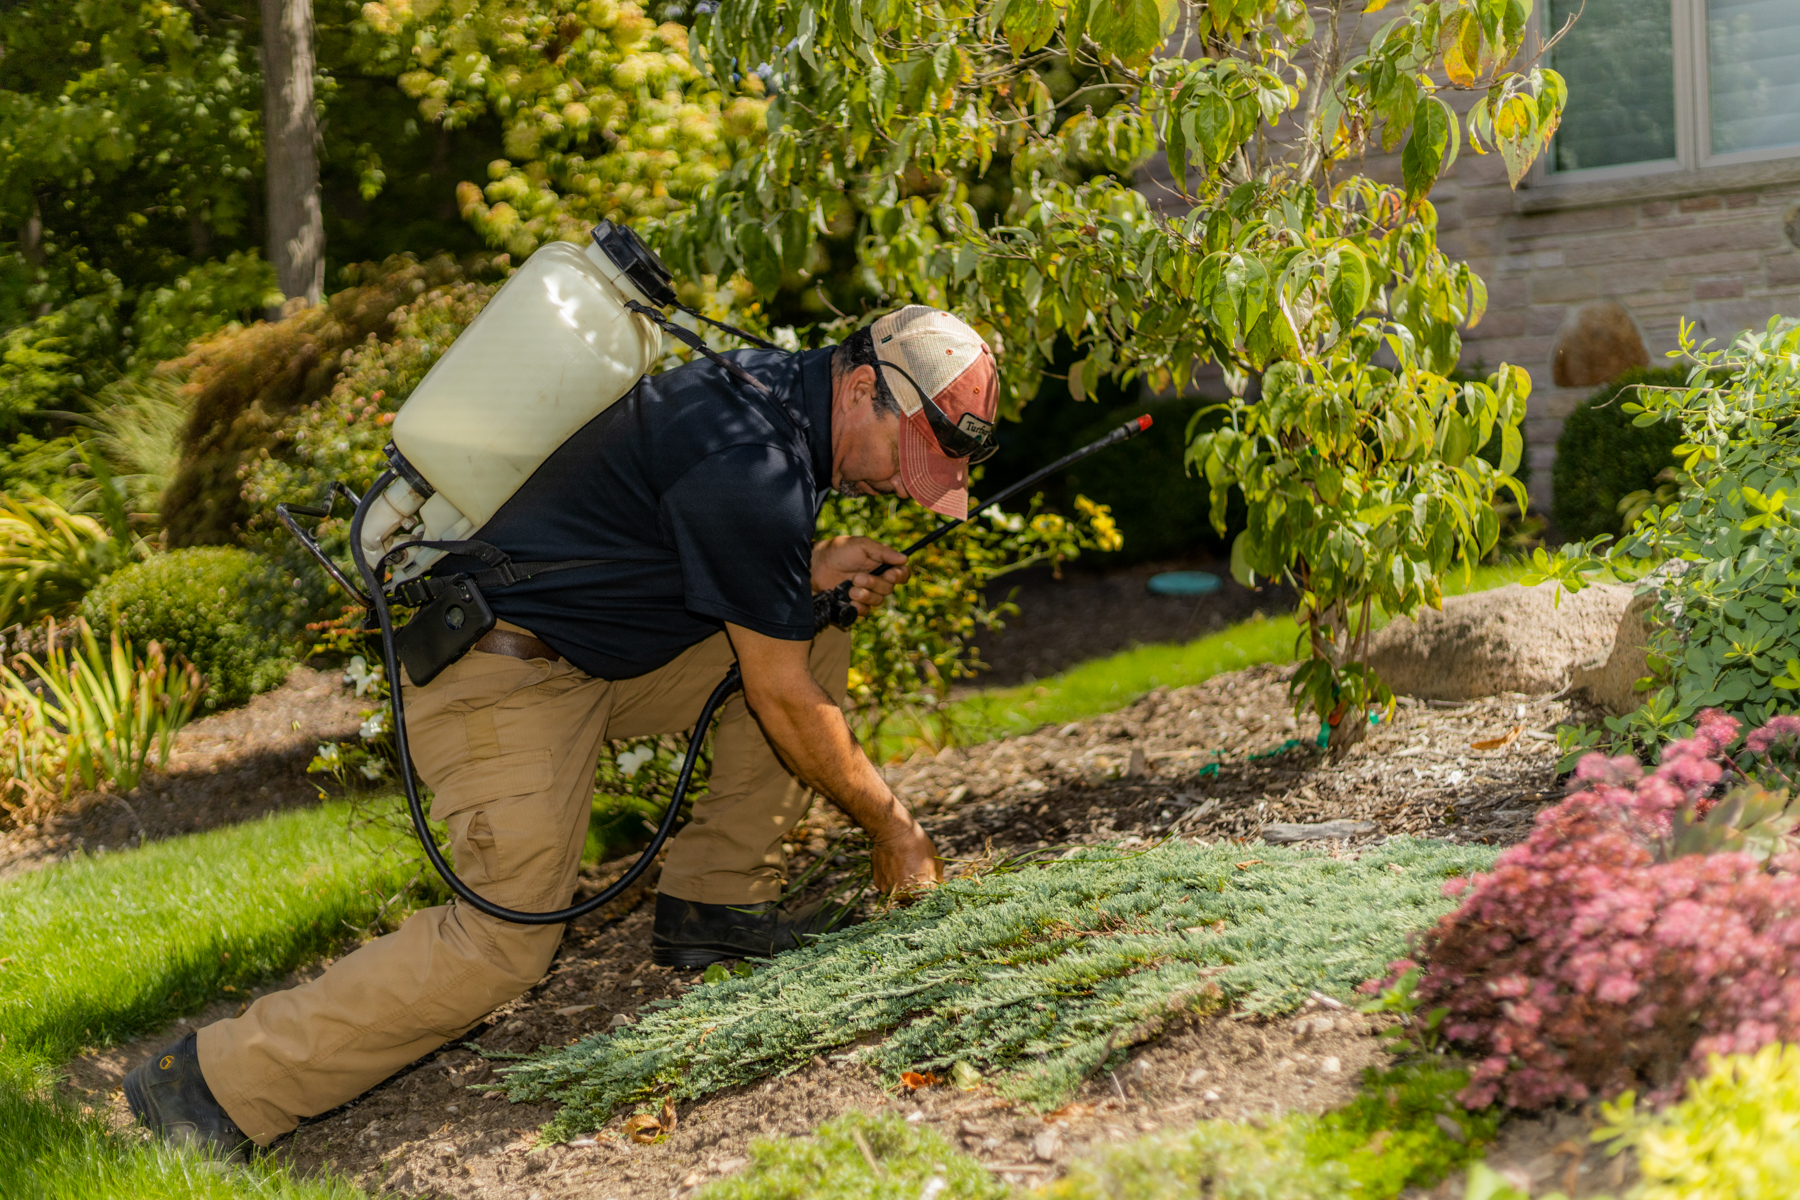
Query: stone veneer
xmin=1432 ymin=151 xmax=1800 ymax=512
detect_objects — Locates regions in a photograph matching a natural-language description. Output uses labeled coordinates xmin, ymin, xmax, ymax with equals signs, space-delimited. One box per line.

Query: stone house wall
xmin=1430 ymin=153 xmax=1800 ymax=514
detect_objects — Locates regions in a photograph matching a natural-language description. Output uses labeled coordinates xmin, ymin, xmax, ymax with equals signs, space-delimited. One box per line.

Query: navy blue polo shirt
xmin=433 ymin=346 xmax=835 ymax=680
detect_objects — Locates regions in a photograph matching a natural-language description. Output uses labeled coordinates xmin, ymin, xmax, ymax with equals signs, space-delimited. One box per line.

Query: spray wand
xmin=813 ymin=414 xmax=1153 ymax=630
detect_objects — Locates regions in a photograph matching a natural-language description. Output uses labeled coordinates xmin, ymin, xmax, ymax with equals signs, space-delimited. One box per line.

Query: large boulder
xmin=1570 ymin=594 xmax=1657 ymax=715
xmin=1367 ymin=583 xmax=1643 ymax=703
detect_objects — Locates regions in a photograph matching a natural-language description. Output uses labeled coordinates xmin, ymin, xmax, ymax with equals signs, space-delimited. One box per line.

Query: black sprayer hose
xmin=350 ymin=469 xmax=740 ymax=925
xmin=343 ymin=414 xmax=1149 ymax=922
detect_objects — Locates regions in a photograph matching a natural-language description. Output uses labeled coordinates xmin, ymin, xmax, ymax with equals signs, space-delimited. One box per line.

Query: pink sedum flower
xmin=1374 ymin=713 xmax=1800 ymax=1111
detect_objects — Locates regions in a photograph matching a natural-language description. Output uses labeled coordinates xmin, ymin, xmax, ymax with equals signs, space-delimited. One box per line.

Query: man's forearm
xmin=745 ymin=679 xmax=914 ymax=839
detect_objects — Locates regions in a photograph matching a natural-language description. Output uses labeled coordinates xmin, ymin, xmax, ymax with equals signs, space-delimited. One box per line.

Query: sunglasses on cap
xmin=874 ymin=359 xmax=999 ymax=464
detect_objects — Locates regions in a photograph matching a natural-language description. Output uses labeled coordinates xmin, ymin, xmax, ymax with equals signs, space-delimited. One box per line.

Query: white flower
xmin=358 ymin=759 xmax=387 ymax=780
xmin=616 ymin=745 xmax=656 ymax=778
xmin=360 ymin=710 xmax=389 ymax=741
xmin=345 ymin=655 xmax=383 ymax=698
xmin=986 ymin=507 xmax=1025 ymax=533
xmin=772 ymin=325 xmax=801 ymax=351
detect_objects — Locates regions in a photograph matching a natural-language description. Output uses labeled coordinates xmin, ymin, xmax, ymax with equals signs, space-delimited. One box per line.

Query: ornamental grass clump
xmin=1393 ymin=710 xmax=1800 ymax=1110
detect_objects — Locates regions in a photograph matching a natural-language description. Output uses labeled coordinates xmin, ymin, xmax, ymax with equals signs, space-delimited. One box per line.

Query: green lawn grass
xmin=906 ymin=560 xmax=1536 ymax=752
xmin=0 ymin=802 xmax=419 ymax=1198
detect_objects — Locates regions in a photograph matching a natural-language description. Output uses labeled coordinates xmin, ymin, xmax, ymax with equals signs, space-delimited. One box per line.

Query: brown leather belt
xmin=472 ymin=628 xmax=562 ymax=663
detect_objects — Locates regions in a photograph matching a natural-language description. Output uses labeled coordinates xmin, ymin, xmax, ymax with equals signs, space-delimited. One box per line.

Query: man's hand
xmin=811 ymin=536 xmax=909 ymax=617
xmin=727 ymin=622 xmax=942 ymax=897
xmin=871 ymin=819 xmax=943 ymax=897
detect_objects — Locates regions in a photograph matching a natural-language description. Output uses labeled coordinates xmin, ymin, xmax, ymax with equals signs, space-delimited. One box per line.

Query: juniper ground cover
xmin=501 ymin=838 xmax=1498 ymax=1138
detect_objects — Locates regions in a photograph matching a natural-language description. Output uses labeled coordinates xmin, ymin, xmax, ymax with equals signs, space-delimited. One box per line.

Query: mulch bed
xmin=58 ymin=653 xmax=1601 ymax=1198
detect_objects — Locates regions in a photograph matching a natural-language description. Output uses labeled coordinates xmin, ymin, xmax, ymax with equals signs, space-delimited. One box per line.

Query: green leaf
xmin=1191 ymin=87 xmax=1236 ymax=165
xmin=1004 ymin=0 xmax=1062 ymax=55
xmin=1326 ymin=246 xmax=1370 ymax=329
xmin=1439 ymin=9 xmax=1481 ymax=88
xmin=1402 ymin=95 xmax=1451 ymax=200
xmin=1085 ymin=0 xmax=1177 ymax=68
xmin=1230 ymin=531 xmax=1257 ymax=586
xmin=1441 ymin=412 xmax=1472 ymax=468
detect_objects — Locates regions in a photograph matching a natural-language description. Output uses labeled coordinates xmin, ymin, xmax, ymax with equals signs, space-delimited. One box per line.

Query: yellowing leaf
xmin=1471 ymin=725 xmax=1523 ymax=751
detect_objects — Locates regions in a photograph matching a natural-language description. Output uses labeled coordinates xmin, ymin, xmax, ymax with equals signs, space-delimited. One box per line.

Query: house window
xmin=1544 ymin=0 xmax=1800 ymax=178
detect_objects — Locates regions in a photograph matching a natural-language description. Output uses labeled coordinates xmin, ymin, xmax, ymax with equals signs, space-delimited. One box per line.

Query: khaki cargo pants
xmin=199 ymin=622 xmax=850 ymax=1144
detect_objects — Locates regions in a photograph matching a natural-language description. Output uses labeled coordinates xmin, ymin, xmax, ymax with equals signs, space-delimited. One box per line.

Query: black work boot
xmin=123 ymin=1032 xmax=251 ymax=1162
xmin=650 ymin=893 xmax=853 ymax=968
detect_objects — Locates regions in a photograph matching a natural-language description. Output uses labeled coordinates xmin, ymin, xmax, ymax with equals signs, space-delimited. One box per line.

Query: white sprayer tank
xmin=363 ymin=236 xmax=663 ymax=581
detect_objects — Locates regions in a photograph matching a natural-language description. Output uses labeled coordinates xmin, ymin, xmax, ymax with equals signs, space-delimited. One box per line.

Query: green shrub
xmin=1300 ymin=1064 xmax=1500 ymax=1197
xmin=1550 ymin=367 xmax=1687 ymax=541
xmin=82 ymin=547 xmax=296 ymax=709
xmin=694 ymin=1113 xmax=1005 ymax=1200
xmin=1040 ymin=1117 xmax=1343 ymax=1200
xmin=1039 ymin=1062 xmax=1494 ymax=1200
xmin=1539 ymin=318 xmax=1800 ymax=752
xmin=1596 ymin=1041 xmax=1800 ymax=1200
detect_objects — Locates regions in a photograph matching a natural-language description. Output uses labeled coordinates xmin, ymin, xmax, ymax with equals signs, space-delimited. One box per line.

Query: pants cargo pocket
xmin=425 ymin=747 xmax=554 ymax=824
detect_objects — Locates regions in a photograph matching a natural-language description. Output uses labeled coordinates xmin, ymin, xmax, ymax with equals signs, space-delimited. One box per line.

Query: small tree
xmin=664 ymin=0 xmax=1561 ymax=754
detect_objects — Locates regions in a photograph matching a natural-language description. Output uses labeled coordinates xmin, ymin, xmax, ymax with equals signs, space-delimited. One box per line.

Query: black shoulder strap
xmin=625 ymin=300 xmax=774 ymax=397
xmin=674 ymin=302 xmax=781 ymax=352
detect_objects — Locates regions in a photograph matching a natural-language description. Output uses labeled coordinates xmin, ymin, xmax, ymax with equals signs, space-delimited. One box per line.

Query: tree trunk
xmin=21 ymin=194 xmax=50 ymax=316
xmin=261 ymin=0 xmax=323 ymax=312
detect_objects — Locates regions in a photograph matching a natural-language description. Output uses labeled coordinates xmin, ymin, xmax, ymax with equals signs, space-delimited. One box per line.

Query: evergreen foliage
xmin=160 ymin=253 xmax=482 ymax=546
xmin=81 ymin=546 xmax=295 ymax=709
xmin=1550 ymin=368 xmax=1687 ymax=542
xmin=500 ymin=838 xmax=1496 ymax=1138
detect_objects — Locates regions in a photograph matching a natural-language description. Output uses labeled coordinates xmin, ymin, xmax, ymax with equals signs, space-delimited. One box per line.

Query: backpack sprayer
xmin=280 ymin=222 xmax=1150 ymax=925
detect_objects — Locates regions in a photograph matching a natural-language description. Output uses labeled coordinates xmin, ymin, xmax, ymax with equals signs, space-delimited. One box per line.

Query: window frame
xmin=1532 ymin=0 xmax=1800 ymax=186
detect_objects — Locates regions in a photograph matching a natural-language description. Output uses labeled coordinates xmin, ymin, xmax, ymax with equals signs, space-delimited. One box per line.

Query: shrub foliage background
xmin=1397 ymin=709 xmax=1800 ymax=1110
xmin=81 ymin=547 xmax=296 ymax=710
xmin=1549 ymin=367 xmax=1688 ymax=543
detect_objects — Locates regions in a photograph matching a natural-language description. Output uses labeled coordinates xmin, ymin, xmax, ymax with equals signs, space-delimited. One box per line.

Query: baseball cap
xmin=868 ymin=305 xmax=1000 ymax=519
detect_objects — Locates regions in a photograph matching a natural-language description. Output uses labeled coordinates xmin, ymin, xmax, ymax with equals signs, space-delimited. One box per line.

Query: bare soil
xmin=63 ymin=656 xmax=1598 ymax=1198
xmin=0 ymin=665 xmax=365 ymax=880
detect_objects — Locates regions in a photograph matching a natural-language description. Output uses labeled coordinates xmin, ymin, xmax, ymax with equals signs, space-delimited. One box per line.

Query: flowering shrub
xmin=1386 ymin=710 xmax=1800 ymax=1110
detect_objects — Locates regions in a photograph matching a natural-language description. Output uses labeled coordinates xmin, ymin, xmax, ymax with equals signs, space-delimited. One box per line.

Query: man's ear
xmin=850 ymin=363 xmax=878 ymax=409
